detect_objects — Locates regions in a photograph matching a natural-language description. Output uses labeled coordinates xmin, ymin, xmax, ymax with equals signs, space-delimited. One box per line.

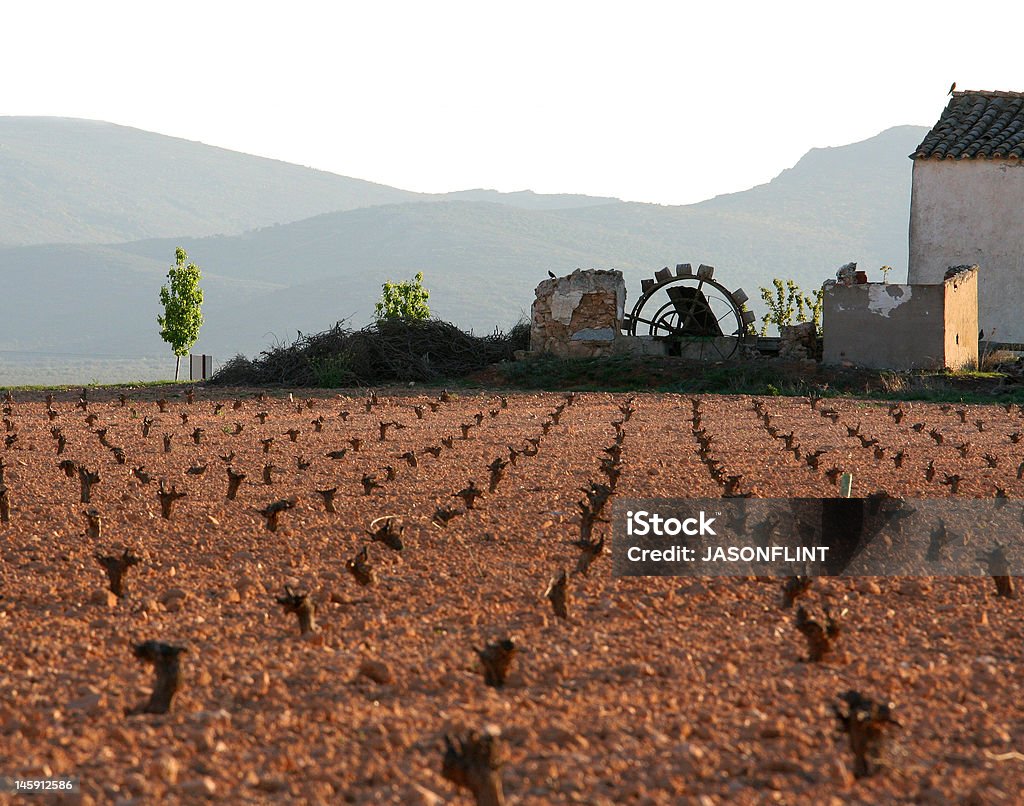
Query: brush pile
xmin=211 ymin=318 xmax=530 ymax=387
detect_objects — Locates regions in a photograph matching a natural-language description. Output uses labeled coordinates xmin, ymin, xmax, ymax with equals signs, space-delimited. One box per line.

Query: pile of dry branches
xmin=211 ymin=319 xmax=529 ymax=387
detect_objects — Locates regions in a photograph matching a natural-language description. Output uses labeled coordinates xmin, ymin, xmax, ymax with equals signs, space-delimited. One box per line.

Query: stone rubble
xmin=778 ymin=322 xmax=819 ymax=361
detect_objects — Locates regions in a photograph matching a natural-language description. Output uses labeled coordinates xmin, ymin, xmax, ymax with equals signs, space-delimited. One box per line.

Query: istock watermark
xmin=612 ymin=497 xmax=1024 ymax=577
xmin=625 ymin=509 xmax=718 ymax=537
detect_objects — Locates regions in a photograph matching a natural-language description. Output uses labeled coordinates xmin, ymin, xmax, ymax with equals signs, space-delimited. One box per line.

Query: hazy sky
xmin=4 ymin=1 xmax=1021 ymax=205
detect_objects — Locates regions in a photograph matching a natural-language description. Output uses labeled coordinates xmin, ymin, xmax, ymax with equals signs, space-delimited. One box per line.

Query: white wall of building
xmin=909 ymin=158 xmax=1024 ymax=343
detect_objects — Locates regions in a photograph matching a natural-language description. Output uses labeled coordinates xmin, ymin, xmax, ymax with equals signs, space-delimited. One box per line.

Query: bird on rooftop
xmin=948 ymin=81 xmax=956 ymax=96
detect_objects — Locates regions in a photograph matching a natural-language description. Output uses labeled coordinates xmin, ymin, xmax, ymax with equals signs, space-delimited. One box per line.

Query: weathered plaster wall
xmin=943 ymin=267 xmax=980 ymax=369
xmin=909 ymin=159 xmax=1024 ymax=342
xmin=822 ymin=269 xmax=978 ymax=370
xmin=824 ymin=283 xmax=945 ymax=369
xmin=530 ymin=269 xmax=627 ymax=357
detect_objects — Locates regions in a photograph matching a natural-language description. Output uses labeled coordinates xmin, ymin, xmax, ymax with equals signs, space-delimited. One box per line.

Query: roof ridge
xmin=952 ymin=89 xmax=1024 ymax=99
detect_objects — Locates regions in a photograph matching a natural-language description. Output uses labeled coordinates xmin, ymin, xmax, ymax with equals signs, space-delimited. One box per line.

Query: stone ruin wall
xmin=530 ymin=269 xmax=626 ymax=358
xmin=778 ymin=322 xmax=820 ymax=362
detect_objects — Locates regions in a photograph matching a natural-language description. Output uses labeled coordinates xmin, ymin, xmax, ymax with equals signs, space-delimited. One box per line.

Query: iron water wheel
xmin=623 ymin=263 xmax=756 ymax=359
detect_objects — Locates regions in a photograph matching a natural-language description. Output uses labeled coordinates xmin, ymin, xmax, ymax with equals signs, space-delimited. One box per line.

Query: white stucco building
xmin=908 ymin=90 xmax=1024 ymax=344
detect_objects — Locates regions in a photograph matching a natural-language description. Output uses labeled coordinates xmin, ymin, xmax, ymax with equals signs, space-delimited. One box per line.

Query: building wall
xmin=823 ymin=283 xmax=946 ymax=370
xmin=943 ymin=268 xmax=980 ymax=369
xmin=822 ymin=269 xmax=978 ymax=370
xmin=909 ymin=158 xmax=1024 ymax=343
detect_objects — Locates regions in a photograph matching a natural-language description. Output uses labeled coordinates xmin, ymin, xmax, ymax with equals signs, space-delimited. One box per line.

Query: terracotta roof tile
xmin=913 ymin=90 xmax=1024 ymax=160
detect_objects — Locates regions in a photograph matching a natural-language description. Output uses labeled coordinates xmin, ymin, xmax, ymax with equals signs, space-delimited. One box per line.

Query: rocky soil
xmin=0 ymin=387 xmax=1022 ymax=804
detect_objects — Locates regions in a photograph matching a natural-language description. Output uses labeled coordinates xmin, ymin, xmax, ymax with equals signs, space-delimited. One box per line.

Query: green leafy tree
xmin=759 ymin=278 xmax=823 ymax=336
xmin=375 ymin=271 xmax=430 ymax=321
xmin=158 ymin=247 xmax=205 ymax=381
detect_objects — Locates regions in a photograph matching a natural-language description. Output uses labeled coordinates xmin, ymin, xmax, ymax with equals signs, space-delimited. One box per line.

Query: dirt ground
xmin=0 ymin=387 xmax=1022 ymax=804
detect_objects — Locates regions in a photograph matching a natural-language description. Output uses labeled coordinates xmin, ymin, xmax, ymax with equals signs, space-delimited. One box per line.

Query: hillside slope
xmin=0 ymin=117 xmax=425 ymax=245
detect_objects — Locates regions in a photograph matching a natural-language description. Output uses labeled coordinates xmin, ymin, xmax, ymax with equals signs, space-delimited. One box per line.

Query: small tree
xmin=375 ymin=271 xmax=430 ymax=321
xmin=759 ymin=278 xmax=823 ymax=336
xmin=158 ymin=248 xmax=205 ymax=381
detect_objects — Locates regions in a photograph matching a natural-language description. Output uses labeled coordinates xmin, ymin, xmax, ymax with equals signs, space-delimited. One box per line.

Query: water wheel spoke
xmin=653 ymin=318 xmax=680 ymax=336
xmin=630 ymin=314 xmax=668 ymax=331
xmin=714 ymin=306 xmax=742 ymax=338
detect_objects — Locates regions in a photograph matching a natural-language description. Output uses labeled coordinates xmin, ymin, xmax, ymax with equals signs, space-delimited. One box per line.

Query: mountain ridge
xmin=0 ymin=116 xmax=631 ymax=247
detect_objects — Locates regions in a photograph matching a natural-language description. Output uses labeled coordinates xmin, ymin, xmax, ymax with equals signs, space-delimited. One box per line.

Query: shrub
xmin=375 ymin=272 xmax=430 ymax=321
xmin=759 ymin=278 xmax=823 ymax=336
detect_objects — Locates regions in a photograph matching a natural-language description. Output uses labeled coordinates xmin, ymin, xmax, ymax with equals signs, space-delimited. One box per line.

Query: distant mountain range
xmin=0 ymin=117 xmax=621 ymax=246
xmin=0 ymin=117 xmax=927 ymax=382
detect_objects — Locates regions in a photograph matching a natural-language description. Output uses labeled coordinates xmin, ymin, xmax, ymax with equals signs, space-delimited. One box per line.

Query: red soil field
xmin=0 ymin=387 xmax=1022 ymax=803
